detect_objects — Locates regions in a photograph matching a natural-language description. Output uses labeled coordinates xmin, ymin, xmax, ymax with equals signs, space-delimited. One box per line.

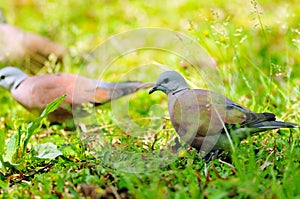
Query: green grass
xmin=0 ymin=0 xmax=300 ymax=198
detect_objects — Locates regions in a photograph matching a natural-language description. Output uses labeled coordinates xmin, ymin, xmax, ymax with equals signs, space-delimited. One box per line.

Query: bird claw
xmin=203 ymin=150 xmax=220 ymax=162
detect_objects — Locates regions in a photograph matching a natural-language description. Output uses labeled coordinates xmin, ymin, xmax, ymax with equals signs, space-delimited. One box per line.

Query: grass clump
xmin=0 ymin=0 xmax=299 ymax=198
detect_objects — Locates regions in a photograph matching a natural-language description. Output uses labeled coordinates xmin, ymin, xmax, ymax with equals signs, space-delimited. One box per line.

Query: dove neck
xmin=172 ymin=88 xmax=189 ymax=95
xmin=13 ymin=74 xmax=28 ymax=90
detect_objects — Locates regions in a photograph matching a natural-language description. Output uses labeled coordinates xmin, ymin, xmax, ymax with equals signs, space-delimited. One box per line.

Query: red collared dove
xmin=0 ymin=24 xmax=66 ymax=72
xmin=149 ymin=71 xmax=298 ymax=151
xmin=0 ymin=66 xmax=153 ymax=122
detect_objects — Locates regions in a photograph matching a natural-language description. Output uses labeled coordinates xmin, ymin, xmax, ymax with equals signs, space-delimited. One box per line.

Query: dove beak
xmin=149 ymin=85 xmax=168 ymax=94
xmin=149 ymin=86 xmax=158 ymax=94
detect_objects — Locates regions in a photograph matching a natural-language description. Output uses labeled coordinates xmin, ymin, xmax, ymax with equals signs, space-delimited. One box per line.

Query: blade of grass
xmin=22 ymin=94 xmax=66 ymax=155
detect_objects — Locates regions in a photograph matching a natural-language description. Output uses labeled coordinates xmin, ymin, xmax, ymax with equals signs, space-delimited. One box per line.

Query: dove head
xmin=0 ymin=66 xmax=28 ymax=91
xmin=149 ymin=71 xmax=189 ymax=95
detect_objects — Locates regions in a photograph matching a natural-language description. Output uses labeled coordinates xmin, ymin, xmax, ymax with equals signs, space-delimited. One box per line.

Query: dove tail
xmin=97 ymin=81 xmax=154 ymax=100
xmin=250 ymin=121 xmax=299 ymax=129
xmin=258 ymin=112 xmax=276 ymax=121
xmin=227 ymin=120 xmax=298 ymax=141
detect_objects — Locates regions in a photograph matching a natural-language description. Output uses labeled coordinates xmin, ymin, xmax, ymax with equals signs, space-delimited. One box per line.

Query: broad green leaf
xmin=34 ymin=142 xmax=63 ymax=159
xmin=3 ymin=130 xmax=20 ymax=165
xmin=22 ymin=95 xmax=66 ymax=155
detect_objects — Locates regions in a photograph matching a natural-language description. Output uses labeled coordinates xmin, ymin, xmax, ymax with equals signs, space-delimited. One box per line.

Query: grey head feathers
xmin=149 ymin=71 xmax=189 ymax=95
xmin=0 ymin=66 xmax=28 ymax=90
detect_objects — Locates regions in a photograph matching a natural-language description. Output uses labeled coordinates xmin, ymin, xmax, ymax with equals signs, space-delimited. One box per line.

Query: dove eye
xmin=0 ymin=75 xmax=5 ymax=80
xmin=163 ymin=78 xmax=169 ymax=83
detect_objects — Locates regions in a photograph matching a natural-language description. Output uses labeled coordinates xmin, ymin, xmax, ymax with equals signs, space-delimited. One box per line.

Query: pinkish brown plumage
xmin=149 ymin=71 xmax=298 ymax=151
xmin=0 ymin=66 xmax=153 ymax=122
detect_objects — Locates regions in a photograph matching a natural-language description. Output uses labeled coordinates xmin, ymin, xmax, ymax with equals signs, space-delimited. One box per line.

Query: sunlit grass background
xmin=0 ymin=0 xmax=300 ymax=198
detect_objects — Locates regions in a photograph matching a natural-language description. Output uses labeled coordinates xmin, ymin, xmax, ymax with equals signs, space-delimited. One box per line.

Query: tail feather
xmin=250 ymin=121 xmax=299 ymax=129
xmin=258 ymin=112 xmax=276 ymax=121
xmin=97 ymin=81 xmax=155 ymax=100
xmin=229 ymin=121 xmax=298 ymax=141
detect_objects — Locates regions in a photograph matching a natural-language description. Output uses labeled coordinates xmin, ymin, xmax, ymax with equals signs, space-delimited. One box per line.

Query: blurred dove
xmin=149 ymin=71 xmax=298 ymax=151
xmin=0 ymin=22 xmax=66 ymax=72
xmin=0 ymin=66 xmax=153 ymax=122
